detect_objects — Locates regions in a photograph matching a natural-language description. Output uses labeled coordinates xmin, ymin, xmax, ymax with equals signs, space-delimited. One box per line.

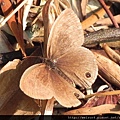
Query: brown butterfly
xmin=20 ymin=8 xmax=98 ymax=108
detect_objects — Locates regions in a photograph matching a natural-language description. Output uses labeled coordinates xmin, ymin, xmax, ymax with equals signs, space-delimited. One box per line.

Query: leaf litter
xmin=0 ymin=0 xmax=120 ymax=117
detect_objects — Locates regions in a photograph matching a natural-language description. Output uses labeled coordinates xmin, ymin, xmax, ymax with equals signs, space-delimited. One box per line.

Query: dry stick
xmin=98 ymin=0 xmax=120 ymax=60
xmin=44 ymin=97 xmax=55 ymax=115
xmin=31 ymin=11 xmax=42 ymax=25
xmin=98 ymin=74 xmax=113 ymax=90
xmin=84 ymin=28 xmax=120 ymax=46
xmin=98 ymin=0 xmax=119 ymax=28
xmin=85 ymin=90 xmax=120 ymax=99
xmin=41 ymin=100 xmax=48 ymax=115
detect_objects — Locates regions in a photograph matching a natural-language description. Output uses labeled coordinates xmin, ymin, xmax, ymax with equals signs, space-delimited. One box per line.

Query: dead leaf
xmin=84 ymin=91 xmax=120 ymax=107
xmin=59 ymin=0 xmax=71 ymax=9
xmin=104 ymin=41 xmax=120 ymax=48
xmin=0 ymin=89 xmax=40 ymax=115
xmin=81 ymin=0 xmax=88 ymax=17
xmin=82 ymin=5 xmax=110 ymax=30
xmin=102 ymin=43 xmax=120 ymax=65
xmin=93 ymin=51 xmax=120 ymax=88
xmin=69 ymin=0 xmax=83 ymax=20
xmin=0 ymin=48 xmax=41 ymax=115
xmin=1 ymin=0 xmax=26 ymax=56
xmin=42 ymin=0 xmax=58 ymax=57
xmin=64 ymin=104 xmax=120 ymax=115
xmin=96 ymin=15 xmax=120 ymax=26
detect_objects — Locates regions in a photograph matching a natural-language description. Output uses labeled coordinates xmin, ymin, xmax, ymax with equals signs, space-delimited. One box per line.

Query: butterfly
xmin=20 ymin=8 xmax=98 ymax=108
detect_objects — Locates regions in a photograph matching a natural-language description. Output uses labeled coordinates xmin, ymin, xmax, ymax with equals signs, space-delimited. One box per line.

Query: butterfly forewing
xmin=20 ymin=63 xmax=54 ymax=99
xmin=47 ymin=9 xmax=84 ymax=59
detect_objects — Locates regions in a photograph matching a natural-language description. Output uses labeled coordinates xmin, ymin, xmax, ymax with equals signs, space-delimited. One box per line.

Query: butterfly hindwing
xmin=20 ymin=63 xmax=84 ymax=107
xmin=56 ymin=47 xmax=98 ymax=88
xmin=20 ymin=63 xmax=53 ymax=99
xmin=50 ymin=70 xmax=85 ymax=107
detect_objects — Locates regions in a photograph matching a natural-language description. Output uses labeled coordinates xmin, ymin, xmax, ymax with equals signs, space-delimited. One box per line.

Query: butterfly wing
xmin=56 ymin=47 xmax=98 ymax=88
xmin=47 ymin=8 xmax=84 ymax=59
xmin=20 ymin=63 xmax=54 ymax=99
xmin=50 ymin=69 xmax=84 ymax=107
xmin=20 ymin=63 xmax=84 ymax=107
xmin=47 ymin=8 xmax=98 ymax=88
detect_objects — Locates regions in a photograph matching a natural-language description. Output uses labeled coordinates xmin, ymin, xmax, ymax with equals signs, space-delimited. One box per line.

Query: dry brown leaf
xmin=1 ymin=0 xmax=26 ymax=56
xmin=59 ymin=0 xmax=71 ymax=9
xmin=69 ymin=0 xmax=83 ymax=21
xmin=84 ymin=90 xmax=120 ymax=108
xmin=64 ymin=104 xmax=120 ymax=115
xmin=0 ymin=48 xmax=42 ymax=115
xmin=81 ymin=0 xmax=88 ymax=17
xmin=82 ymin=5 xmax=110 ymax=30
xmin=96 ymin=15 xmax=120 ymax=26
xmin=104 ymin=41 xmax=120 ymax=48
xmin=102 ymin=43 xmax=120 ymax=65
xmin=42 ymin=0 xmax=56 ymax=56
xmin=93 ymin=51 xmax=120 ymax=88
xmin=0 ymin=90 xmax=40 ymax=115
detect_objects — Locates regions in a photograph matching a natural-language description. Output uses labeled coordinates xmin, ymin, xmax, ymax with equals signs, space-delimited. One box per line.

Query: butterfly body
xmin=44 ymin=58 xmax=56 ymax=69
xmin=42 ymin=57 xmax=75 ymax=85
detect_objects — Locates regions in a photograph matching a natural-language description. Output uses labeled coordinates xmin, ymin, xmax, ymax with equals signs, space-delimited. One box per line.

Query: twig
xmin=98 ymin=74 xmax=113 ymax=90
xmin=85 ymin=90 xmax=120 ymax=99
xmin=44 ymin=97 xmax=55 ymax=115
xmin=98 ymin=0 xmax=119 ymax=28
xmin=84 ymin=28 xmax=120 ymax=46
